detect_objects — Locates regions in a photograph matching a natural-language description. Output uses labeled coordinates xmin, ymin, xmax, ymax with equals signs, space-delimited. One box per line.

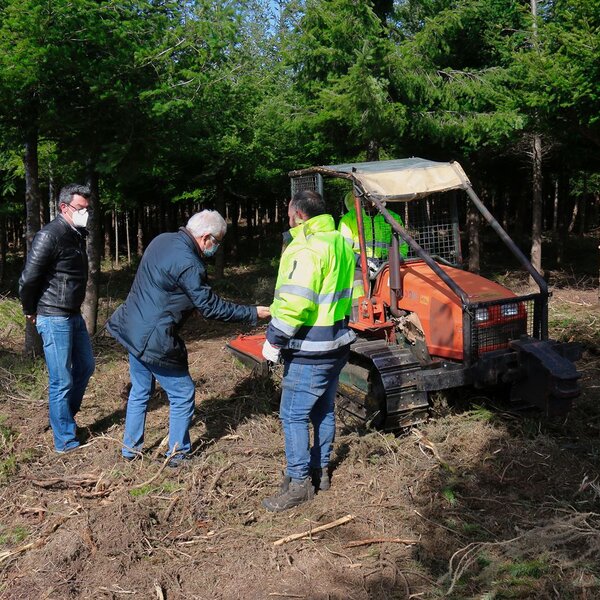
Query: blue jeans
xmin=123 ymin=353 xmax=196 ymax=459
xmin=36 ymin=314 xmax=95 ymax=452
xmin=280 ymin=355 xmax=348 ymax=481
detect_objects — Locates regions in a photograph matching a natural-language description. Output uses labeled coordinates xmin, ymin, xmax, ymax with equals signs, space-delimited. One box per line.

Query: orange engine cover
xmin=371 ymin=262 xmax=518 ymax=361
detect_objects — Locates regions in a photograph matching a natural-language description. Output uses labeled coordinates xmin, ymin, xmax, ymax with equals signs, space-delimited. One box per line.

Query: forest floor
xmin=0 ymin=263 xmax=599 ymax=600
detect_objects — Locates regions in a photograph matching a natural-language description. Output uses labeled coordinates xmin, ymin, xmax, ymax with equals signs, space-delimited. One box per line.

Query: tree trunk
xmin=137 ymin=206 xmax=144 ymax=257
xmin=578 ymin=173 xmax=588 ymax=235
xmin=114 ymin=209 xmax=119 ymax=268
xmin=552 ymin=178 xmax=559 ymax=233
xmin=578 ymin=196 xmax=587 ymax=235
xmin=366 ymin=139 xmax=380 ymax=162
xmin=48 ymin=167 xmax=57 ymax=221
xmin=147 ymin=205 xmax=155 ymax=243
xmin=245 ymin=199 xmax=254 ymax=245
xmin=530 ymin=0 xmax=538 ymax=30
xmin=81 ymin=165 xmax=101 ymax=335
xmin=214 ymin=177 xmax=226 ymax=279
xmin=592 ymin=193 xmax=600 ymax=231
xmin=165 ymin=201 xmax=173 ymax=232
xmin=528 ymin=1 xmax=543 ymax=284
xmin=229 ymin=197 xmax=239 ymax=259
xmin=567 ymin=197 xmax=579 ymax=233
xmin=0 ymin=216 xmax=6 ymax=284
xmin=157 ymin=198 xmax=165 ymax=235
xmin=513 ymin=185 xmax=525 ymax=237
xmin=39 ymin=189 xmax=48 ymax=227
xmin=24 ymin=131 xmax=41 ymax=253
xmin=23 ymin=126 xmax=43 ymax=357
xmin=125 ymin=211 xmax=131 ymax=265
xmin=501 ymin=193 xmax=509 ymax=231
xmin=529 ymin=134 xmax=543 ymax=283
xmin=467 ymin=200 xmax=480 ymax=274
xmin=267 ymin=199 xmax=276 ymax=229
xmin=103 ymin=211 xmax=111 ymax=260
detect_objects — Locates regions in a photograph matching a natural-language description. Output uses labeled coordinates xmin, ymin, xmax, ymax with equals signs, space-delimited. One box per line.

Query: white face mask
xmin=71 ymin=208 xmax=89 ymax=228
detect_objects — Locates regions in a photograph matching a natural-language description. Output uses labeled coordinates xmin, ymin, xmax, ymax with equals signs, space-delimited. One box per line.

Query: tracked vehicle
xmin=227 ymin=158 xmax=582 ymax=430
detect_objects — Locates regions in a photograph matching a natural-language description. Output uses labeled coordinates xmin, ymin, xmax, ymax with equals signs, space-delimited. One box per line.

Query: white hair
xmin=186 ymin=210 xmax=227 ymax=238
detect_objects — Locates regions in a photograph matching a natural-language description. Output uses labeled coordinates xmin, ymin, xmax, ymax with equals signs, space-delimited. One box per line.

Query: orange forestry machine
xmin=227 ymin=158 xmax=582 ymax=430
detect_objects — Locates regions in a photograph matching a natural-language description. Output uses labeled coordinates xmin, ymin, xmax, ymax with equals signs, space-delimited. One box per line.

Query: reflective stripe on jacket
xmin=266 ymin=214 xmax=356 ymax=363
xmin=338 ymin=208 xmax=409 ymax=259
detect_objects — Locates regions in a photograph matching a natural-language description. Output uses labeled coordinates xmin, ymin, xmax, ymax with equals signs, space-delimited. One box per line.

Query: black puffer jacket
xmin=19 ymin=215 xmax=88 ymax=316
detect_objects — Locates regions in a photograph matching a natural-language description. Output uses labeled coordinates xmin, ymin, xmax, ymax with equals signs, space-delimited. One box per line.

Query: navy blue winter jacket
xmin=107 ymin=227 xmax=257 ymax=370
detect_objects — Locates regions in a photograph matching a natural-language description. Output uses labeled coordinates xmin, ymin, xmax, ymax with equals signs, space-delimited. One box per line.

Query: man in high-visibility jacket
xmin=338 ymin=193 xmax=408 ymax=314
xmin=339 ymin=192 xmax=409 ymax=261
xmin=261 ymin=190 xmax=356 ymax=512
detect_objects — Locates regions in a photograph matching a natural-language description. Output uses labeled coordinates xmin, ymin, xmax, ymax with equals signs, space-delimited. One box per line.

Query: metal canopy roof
xmin=299 ymin=157 xmax=471 ymax=201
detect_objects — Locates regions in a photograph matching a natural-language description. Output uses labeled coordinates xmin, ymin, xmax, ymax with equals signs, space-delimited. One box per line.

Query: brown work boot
xmin=311 ymin=467 xmax=330 ymax=491
xmin=263 ymin=477 xmax=314 ymax=512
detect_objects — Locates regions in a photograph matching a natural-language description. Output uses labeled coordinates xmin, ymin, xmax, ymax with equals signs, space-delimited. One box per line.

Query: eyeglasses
xmin=209 ymin=234 xmax=223 ymax=244
xmin=65 ymin=204 xmax=91 ymax=216
xmin=64 ymin=204 xmax=89 ymax=215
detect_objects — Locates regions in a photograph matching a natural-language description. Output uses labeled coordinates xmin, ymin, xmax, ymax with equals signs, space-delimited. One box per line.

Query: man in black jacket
xmin=107 ymin=210 xmax=270 ymax=465
xmin=19 ymin=184 xmax=95 ymax=453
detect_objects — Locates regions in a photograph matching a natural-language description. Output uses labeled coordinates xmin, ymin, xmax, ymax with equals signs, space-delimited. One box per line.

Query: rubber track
xmin=342 ymin=340 xmax=430 ymax=430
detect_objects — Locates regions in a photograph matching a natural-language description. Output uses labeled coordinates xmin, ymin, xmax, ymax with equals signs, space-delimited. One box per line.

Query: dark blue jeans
xmin=123 ymin=354 xmax=196 ymax=459
xmin=36 ymin=314 xmax=95 ymax=452
xmin=280 ymin=355 xmax=348 ymax=481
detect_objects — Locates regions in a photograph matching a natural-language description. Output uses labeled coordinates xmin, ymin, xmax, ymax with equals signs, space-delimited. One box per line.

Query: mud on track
xmin=1 ymin=291 xmax=600 ymax=599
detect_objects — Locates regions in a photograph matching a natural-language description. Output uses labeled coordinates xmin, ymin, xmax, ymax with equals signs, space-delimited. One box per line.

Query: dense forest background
xmin=0 ymin=0 xmax=598 ymax=337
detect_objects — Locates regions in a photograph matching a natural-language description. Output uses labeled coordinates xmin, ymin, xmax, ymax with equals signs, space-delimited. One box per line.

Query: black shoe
xmin=55 ymin=444 xmax=80 ymax=455
xmin=263 ymin=477 xmax=314 ymax=512
xmin=311 ymin=467 xmax=330 ymax=491
xmin=167 ymin=453 xmax=193 ymax=468
xmin=122 ymin=453 xmax=141 ymax=462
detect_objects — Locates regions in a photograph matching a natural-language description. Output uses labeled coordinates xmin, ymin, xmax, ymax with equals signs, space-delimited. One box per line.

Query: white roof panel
xmin=315 ymin=157 xmax=470 ymax=201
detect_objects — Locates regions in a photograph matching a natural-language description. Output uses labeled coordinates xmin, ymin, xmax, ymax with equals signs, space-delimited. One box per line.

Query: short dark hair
xmin=291 ymin=189 xmax=326 ymax=219
xmin=58 ymin=183 xmax=91 ymax=210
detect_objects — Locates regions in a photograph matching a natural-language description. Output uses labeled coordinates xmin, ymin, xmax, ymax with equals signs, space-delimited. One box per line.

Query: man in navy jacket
xmin=107 ymin=210 xmax=270 ymax=465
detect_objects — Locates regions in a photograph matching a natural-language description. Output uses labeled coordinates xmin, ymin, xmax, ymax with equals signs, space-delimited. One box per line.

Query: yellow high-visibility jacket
xmin=266 ymin=214 xmax=356 ymax=362
xmin=338 ymin=208 xmax=409 ymax=259
xmin=338 ymin=208 xmax=409 ymax=304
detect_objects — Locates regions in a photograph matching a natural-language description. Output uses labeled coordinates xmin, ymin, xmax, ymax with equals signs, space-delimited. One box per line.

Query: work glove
xmin=262 ymin=339 xmax=281 ymax=363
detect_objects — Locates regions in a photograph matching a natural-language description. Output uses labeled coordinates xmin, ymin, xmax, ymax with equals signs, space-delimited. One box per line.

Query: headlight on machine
xmin=475 ymin=308 xmax=489 ymax=322
xmin=501 ymin=303 xmax=519 ymax=317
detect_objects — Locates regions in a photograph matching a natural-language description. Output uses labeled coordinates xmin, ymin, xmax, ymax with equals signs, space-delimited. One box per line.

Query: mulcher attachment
xmin=226 ymin=334 xmax=269 ymax=376
xmin=508 ymin=337 xmax=582 ymax=416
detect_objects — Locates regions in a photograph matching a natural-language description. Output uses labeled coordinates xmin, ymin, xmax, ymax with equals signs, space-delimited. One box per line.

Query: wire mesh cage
xmin=290 ymin=174 xmax=324 ymax=198
xmin=468 ymin=295 xmax=543 ymax=360
xmin=400 ymin=195 xmax=462 ymax=266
